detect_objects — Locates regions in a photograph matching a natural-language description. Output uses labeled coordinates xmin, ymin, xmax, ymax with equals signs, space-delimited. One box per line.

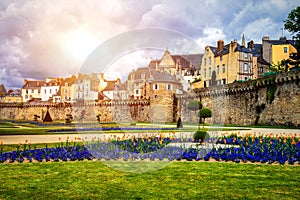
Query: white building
xmin=21 ymin=79 xmax=45 ymax=102
xmin=40 ymin=79 xmax=60 ymax=102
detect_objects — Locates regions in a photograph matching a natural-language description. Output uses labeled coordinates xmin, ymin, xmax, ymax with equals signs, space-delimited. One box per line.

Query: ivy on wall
xmin=265 ymin=77 xmax=277 ymax=104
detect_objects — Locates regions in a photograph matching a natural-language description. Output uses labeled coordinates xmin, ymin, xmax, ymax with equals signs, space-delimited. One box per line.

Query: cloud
xmin=196 ymin=27 xmax=226 ymax=48
xmin=0 ymin=0 xmax=299 ymax=89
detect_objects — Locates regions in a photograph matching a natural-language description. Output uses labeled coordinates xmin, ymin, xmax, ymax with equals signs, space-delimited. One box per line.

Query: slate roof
xmin=171 ymin=55 xmax=190 ymax=69
xmin=178 ymin=54 xmax=203 ymax=68
xmin=150 ymin=71 xmax=178 ymax=83
xmin=22 ymin=80 xmax=46 ymax=89
xmin=128 ymin=67 xmax=152 ymax=80
xmin=0 ymin=84 xmax=7 ymax=95
xmin=266 ymin=39 xmax=297 ymax=47
xmin=102 ymin=81 xmax=117 ymax=91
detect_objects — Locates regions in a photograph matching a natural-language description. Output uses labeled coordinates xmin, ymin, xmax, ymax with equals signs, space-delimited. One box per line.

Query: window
xmin=166 ymin=84 xmax=172 ymax=91
xmin=204 ymin=69 xmax=206 ymax=78
xmin=49 ymin=89 xmax=52 ymax=93
xmin=32 ymin=89 xmax=34 ymax=93
xmin=141 ymin=73 xmax=145 ymax=79
xmin=217 ymin=66 xmax=220 ymax=74
xmin=44 ymin=89 xmax=47 ymax=94
xmin=135 ymin=90 xmax=139 ymax=95
xmin=209 ymin=67 xmax=211 ymax=76
xmin=153 ymin=84 xmax=159 ymax=90
xmin=65 ymin=89 xmax=68 ymax=94
xmin=244 ymin=53 xmax=248 ymax=58
xmin=284 ymin=47 xmax=288 ymax=53
xmin=209 ymin=57 xmax=211 ymax=65
xmin=222 ymin=79 xmax=226 ymax=85
xmin=204 ymin=58 xmax=206 ymax=66
xmin=38 ymin=90 xmax=40 ymax=93
xmin=16 ymin=99 xmax=19 ymax=103
xmin=220 ymin=55 xmax=222 ymax=61
xmin=222 ymin=64 xmax=225 ymax=73
xmin=245 ymin=77 xmax=248 ymax=81
xmin=244 ymin=63 xmax=248 ymax=71
xmin=25 ymin=95 xmax=28 ymax=99
xmin=131 ymin=74 xmax=135 ymax=80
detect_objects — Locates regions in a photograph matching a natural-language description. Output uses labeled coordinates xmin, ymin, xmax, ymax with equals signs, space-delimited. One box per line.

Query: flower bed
xmin=1 ymin=133 xmax=299 ymax=165
xmin=46 ymin=127 xmax=178 ymax=132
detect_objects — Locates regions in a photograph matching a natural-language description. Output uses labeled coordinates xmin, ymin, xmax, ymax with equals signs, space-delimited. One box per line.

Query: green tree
xmin=268 ymin=59 xmax=290 ymax=73
xmin=198 ymin=108 xmax=212 ymax=128
xmin=187 ymin=100 xmax=202 ymax=130
xmin=284 ymin=6 xmax=300 ymax=68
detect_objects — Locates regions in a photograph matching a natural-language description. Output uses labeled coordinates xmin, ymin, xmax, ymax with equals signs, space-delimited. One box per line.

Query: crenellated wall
xmin=0 ymin=100 xmax=151 ymax=123
xmin=1 ymin=71 xmax=300 ymax=126
xmin=178 ymin=70 xmax=300 ymax=126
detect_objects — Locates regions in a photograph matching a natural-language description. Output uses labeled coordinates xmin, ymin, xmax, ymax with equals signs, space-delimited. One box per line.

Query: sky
xmin=0 ymin=0 xmax=299 ymax=89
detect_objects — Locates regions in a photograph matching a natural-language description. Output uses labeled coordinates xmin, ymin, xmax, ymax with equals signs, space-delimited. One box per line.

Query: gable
xmin=159 ymin=50 xmax=175 ymax=67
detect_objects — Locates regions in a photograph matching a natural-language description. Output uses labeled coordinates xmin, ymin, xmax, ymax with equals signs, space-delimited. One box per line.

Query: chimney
xmin=247 ymin=40 xmax=254 ymax=49
xmin=24 ymin=79 xmax=28 ymax=85
xmin=217 ymin=40 xmax=224 ymax=52
xmin=262 ymin=36 xmax=269 ymax=41
xmin=279 ymin=36 xmax=287 ymax=41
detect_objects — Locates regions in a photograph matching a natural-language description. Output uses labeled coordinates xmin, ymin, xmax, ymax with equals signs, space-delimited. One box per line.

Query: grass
xmin=0 ymin=142 xmax=83 ymax=152
xmin=0 ymin=161 xmax=299 ymax=199
xmin=0 ymin=120 xmax=249 ymax=135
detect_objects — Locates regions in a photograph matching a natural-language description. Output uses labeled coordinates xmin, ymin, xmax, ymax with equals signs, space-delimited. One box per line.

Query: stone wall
xmin=178 ymin=70 xmax=300 ymax=126
xmin=1 ymin=71 xmax=299 ymax=126
xmin=0 ymin=100 xmax=151 ymax=123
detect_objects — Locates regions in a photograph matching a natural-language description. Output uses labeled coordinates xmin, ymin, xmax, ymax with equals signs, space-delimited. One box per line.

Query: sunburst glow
xmin=63 ymin=29 xmax=101 ymax=63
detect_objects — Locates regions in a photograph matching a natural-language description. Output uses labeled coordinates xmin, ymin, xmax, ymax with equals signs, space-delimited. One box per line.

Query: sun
xmin=63 ymin=29 xmax=101 ymax=63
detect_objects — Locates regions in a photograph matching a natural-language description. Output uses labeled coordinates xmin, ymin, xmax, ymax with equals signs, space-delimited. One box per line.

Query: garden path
xmin=0 ymin=126 xmax=299 ymax=144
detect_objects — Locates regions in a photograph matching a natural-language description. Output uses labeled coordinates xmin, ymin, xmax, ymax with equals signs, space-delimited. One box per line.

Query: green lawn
xmin=0 ymin=161 xmax=299 ymax=199
xmin=0 ymin=120 xmax=248 ymax=135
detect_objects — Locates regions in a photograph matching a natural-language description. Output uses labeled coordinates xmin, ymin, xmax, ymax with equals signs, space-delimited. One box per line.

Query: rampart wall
xmin=0 ymin=71 xmax=299 ymax=126
xmin=178 ymin=70 xmax=300 ymax=126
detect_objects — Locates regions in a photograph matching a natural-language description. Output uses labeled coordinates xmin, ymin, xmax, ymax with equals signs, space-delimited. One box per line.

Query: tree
xmin=198 ymin=108 xmax=212 ymax=128
xmin=187 ymin=100 xmax=202 ymax=129
xmin=284 ymin=6 xmax=300 ymax=68
xmin=268 ymin=59 xmax=290 ymax=73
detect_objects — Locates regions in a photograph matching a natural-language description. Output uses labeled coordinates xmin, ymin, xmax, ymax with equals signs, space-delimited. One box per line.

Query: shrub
xmin=193 ymin=130 xmax=208 ymax=142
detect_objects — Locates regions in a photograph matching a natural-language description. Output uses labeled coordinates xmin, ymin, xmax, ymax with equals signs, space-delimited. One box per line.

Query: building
xmin=127 ymin=67 xmax=151 ymax=99
xmin=60 ymin=75 xmax=76 ymax=103
xmin=262 ymin=36 xmax=297 ymax=69
xmin=2 ymin=89 xmax=22 ymax=103
xmin=40 ymin=78 xmax=60 ymax=102
xmin=145 ymin=70 xmax=181 ymax=122
xmin=0 ymin=84 xmax=7 ymax=102
xmin=195 ymin=35 xmax=296 ymax=88
xmin=102 ymin=79 xmax=121 ymax=100
xmin=127 ymin=49 xmax=203 ymax=98
xmin=71 ymin=73 xmax=101 ymax=102
xmin=21 ymin=79 xmax=46 ymax=102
